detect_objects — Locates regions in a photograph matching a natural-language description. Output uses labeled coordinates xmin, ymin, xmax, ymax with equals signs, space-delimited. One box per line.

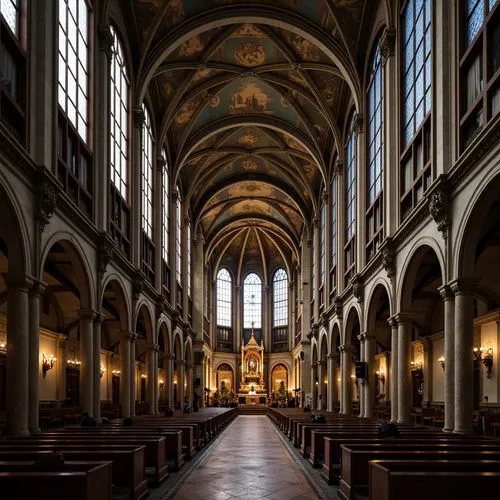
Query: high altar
xmin=238 ymin=326 xmax=266 ymax=404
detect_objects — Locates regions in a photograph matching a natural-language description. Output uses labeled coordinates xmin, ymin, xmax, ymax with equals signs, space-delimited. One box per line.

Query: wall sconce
xmin=410 ymin=360 xmax=423 ymax=373
xmin=474 ymin=346 xmax=494 ymax=377
xmin=173 ymin=380 xmax=178 ymax=385
xmin=42 ymin=354 xmax=56 ymax=377
xmin=112 ymin=369 xmax=121 ymax=376
xmin=141 ymin=374 xmax=147 ymax=379
xmin=337 ymin=376 xmax=341 ymax=382
xmin=159 ymin=379 xmax=164 ymax=389
xmin=324 ymin=379 xmax=328 ymax=385
xmin=67 ymin=359 xmax=81 ymax=368
xmin=375 ymin=369 xmax=385 ymax=383
xmin=0 ymin=341 xmax=6 ymax=351
xmin=100 ymin=365 xmax=106 ymax=378
xmin=438 ymin=356 xmax=445 ymax=370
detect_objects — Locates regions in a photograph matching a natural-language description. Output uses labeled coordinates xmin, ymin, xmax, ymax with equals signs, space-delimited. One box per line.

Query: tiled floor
xmin=171 ymin=416 xmax=320 ymax=500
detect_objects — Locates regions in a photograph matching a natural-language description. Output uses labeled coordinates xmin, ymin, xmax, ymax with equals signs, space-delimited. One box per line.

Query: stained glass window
xmin=243 ymin=273 xmax=262 ymax=329
xmin=110 ymin=26 xmax=129 ymax=200
xmin=58 ymin=0 xmax=89 ymax=142
xmin=273 ymin=268 xmax=288 ymax=327
xmin=217 ymin=269 xmax=232 ymax=327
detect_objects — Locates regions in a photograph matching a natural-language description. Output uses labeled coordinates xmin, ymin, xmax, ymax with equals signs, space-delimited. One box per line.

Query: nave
xmin=171 ymin=415 xmax=320 ymax=500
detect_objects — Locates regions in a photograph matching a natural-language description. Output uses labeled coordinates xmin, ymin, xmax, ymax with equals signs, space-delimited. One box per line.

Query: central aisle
xmin=171 ymin=415 xmax=319 ymax=499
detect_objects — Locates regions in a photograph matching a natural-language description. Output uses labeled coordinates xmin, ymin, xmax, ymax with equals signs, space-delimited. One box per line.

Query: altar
xmin=237 ymin=324 xmax=267 ymax=402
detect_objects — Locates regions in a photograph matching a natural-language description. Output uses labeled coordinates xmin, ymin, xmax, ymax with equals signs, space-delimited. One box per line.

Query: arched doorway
xmin=343 ymin=307 xmax=361 ymax=415
xmin=135 ymin=304 xmax=153 ymax=415
xmin=271 ymin=363 xmax=288 ymax=406
xmin=216 ymin=363 xmax=234 ymax=406
xmin=158 ymin=322 xmax=170 ymax=411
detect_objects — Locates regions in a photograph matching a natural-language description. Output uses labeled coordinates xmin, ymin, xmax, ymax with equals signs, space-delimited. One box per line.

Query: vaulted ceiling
xmin=121 ymin=0 xmax=385 ymax=276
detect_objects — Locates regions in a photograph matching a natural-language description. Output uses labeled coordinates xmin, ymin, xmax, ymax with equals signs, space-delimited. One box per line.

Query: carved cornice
xmin=379 ymin=28 xmax=396 ymax=64
xmin=35 ymin=168 xmax=59 ymax=232
xmin=97 ymin=232 xmax=115 ymax=278
xmin=333 ymin=296 xmax=343 ymax=318
xmin=98 ymin=25 xmax=114 ymax=60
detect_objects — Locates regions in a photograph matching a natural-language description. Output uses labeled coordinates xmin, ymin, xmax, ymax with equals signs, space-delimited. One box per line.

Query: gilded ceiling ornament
xmin=234 ymin=42 xmax=266 ymax=67
xmin=179 ymin=35 xmax=204 ymax=57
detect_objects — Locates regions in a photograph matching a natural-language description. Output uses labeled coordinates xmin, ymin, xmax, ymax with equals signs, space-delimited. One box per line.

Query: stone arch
xmin=270 ymin=362 xmax=289 ymax=398
xmin=364 ymin=278 xmax=393 ymax=328
xmin=134 ymin=300 xmax=155 ymax=344
xmin=157 ymin=319 xmax=171 ymax=356
xmin=343 ymin=305 xmax=362 ymax=347
xmin=100 ymin=275 xmax=131 ymax=333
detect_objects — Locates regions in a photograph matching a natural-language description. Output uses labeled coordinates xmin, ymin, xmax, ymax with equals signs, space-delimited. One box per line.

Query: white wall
xmin=39 ymin=333 xmax=58 ymax=401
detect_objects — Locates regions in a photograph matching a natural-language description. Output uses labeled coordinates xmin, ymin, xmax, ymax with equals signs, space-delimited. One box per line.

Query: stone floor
xmin=169 ymin=416 xmax=322 ymax=500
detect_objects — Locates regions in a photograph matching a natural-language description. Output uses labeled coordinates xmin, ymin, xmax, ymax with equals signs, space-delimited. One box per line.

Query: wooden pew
xmin=369 ymin=460 xmax=500 ymax=500
xmin=0 ymin=461 xmax=112 ymax=500
xmin=12 ymin=434 xmax=171 ymax=483
xmin=339 ymin=444 xmax=500 ymax=500
xmin=0 ymin=444 xmax=148 ymax=500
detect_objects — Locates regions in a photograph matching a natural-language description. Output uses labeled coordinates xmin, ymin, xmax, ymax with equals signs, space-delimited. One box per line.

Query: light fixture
xmin=100 ymin=365 xmax=106 ymax=378
xmin=159 ymin=379 xmax=164 ymax=389
xmin=173 ymin=380 xmax=178 ymax=384
xmin=67 ymin=358 xmax=81 ymax=368
xmin=141 ymin=374 xmax=147 ymax=379
xmin=337 ymin=376 xmax=341 ymax=382
xmin=0 ymin=341 xmax=6 ymax=351
xmin=112 ymin=369 xmax=121 ymax=376
xmin=42 ymin=354 xmax=56 ymax=377
xmin=324 ymin=379 xmax=328 ymax=384
xmin=375 ymin=369 xmax=385 ymax=383
xmin=438 ymin=356 xmax=445 ymax=370
xmin=474 ymin=346 xmax=494 ymax=377
xmin=410 ymin=360 xmax=423 ymax=372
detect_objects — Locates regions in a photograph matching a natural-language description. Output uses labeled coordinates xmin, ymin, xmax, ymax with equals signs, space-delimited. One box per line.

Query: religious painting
xmin=271 ymin=364 xmax=288 ymax=395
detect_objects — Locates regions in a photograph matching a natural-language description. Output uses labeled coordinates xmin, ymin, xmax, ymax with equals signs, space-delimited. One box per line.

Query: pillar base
xmin=397 ymin=419 xmax=410 ymax=424
xmin=29 ymin=427 xmax=42 ymax=435
xmin=442 ymin=427 xmax=454 ymax=433
xmin=453 ymin=428 xmax=473 ymax=435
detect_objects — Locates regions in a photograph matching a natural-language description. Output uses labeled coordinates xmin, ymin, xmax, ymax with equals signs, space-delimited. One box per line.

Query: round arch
xmin=100 ymin=274 xmax=131 ymax=333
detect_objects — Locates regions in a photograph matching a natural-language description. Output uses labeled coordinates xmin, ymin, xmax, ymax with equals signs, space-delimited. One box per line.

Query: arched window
xmin=273 ymin=268 xmax=288 ymax=327
xmin=345 ymin=112 xmax=357 ymax=284
xmin=1 ymin=0 xmax=19 ymax=36
xmin=110 ymin=26 xmax=129 ymax=200
xmin=176 ymin=188 xmax=182 ymax=284
xmin=57 ymin=0 xmax=92 ymax=215
xmin=366 ymin=37 xmax=384 ymax=261
xmin=320 ymin=201 xmax=326 ymax=290
xmin=330 ymin=172 xmax=337 ymax=293
xmin=459 ymin=0 xmax=499 ymax=149
xmin=216 ymin=268 xmax=232 ymax=327
xmin=141 ymin=104 xmax=154 ymax=239
xmin=187 ymin=221 xmax=192 ymax=297
xmin=58 ymin=0 xmax=89 ymax=142
xmin=243 ymin=273 xmax=262 ymax=328
xmin=162 ymin=149 xmax=169 ymax=264
xmin=400 ymin=0 xmax=432 ymax=218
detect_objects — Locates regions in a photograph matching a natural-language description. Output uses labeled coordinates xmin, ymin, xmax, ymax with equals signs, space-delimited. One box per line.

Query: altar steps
xmin=237 ymin=406 xmax=270 ymax=415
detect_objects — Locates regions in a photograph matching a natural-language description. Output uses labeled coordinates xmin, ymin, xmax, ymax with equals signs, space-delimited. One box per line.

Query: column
xmin=317 ymin=361 xmax=325 ymax=410
xmin=326 ymin=353 xmax=335 ymax=412
xmin=340 ymin=345 xmax=352 ymax=415
xmin=422 ymin=339 xmax=433 ymax=406
xmin=6 ymin=275 xmax=30 ymax=436
xmin=129 ymin=334 xmax=137 ymax=417
xmin=119 ymin=333 xmax=132 ymax=418
xmin=154 ymin=156 xmax=164 ymax=291
xmin=178 ymin=360 xmax=186 ymax=409
xmin=235 ymin=285 xmax=241 ymax=353
xmin=451 ymin=278 xmax=476 ymax=434
xmin=310 ymin=362 xmax=317 ymax=409
xmin=358 ymin=334 xmax=365 ymax=417
xmin=28 ymin=280 xmax=45 ymax=434
xmin=131 ymin=108 xmax=145 ymax=268
xmin=167 ymin=353 xmax=174 ymax=409
xmin=364 ymin=333 xmax=376 ymax=418
xmin=146 ymin=344 xmax=157 ymax=415
xmin=439 ymin=284 xmax=455 ymax=432
xmin=79 ymin=310 xmax=95 ymax=417
xmin=169 ymin=190 xmax=178 ymax=307
xmin=388 ymin=317 xmax=398 ymax=422
xmin=93 ymin=313 xmax=104 ymax=422
xmin=154 ymin=349 xmax=159 ymax=414
xmin=396 ymin=314 xmax=412 ymax=423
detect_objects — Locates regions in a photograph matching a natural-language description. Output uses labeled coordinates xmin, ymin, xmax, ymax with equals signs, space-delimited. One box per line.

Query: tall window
xmin=243 ymin=273 xmax=262 ymax=328
xmin=110 ymin=26 xmax=129 ymax=200
xmin=460 ymin=0 xmax=500 ymax=149
xmin=330 ymin=174 xmax=337 ymax=295
xmin=162 ymin=149 xmax=169 ymax=263
xmin=176 ymin=188 xmax=182 ymax=284
xmin=0 ymin=0 xmax=25 ymax=141
xmin=400 ymin=0 xmax=432 ymax=218
xmin=58 ymin=0 xmax=89 ymax=142
xmin=141 ymin=104 xmax=154 ymax=239
xmin=187 ymin=221 xmax=192 ymax=297
xmin=216 ymin=268 xmax=232 ymax=327
xmin=320 ymin=201 xmax=326 ymax=307
xmin=345 ymin=113 xmax=356 ymax=284
xmin=57 ymin=0 xmax=92 ymax=215
xmin=311 ymin=222 xmax=316 ymax=319
xmin=273 ymin=268 xmax=288 ymax=327
xmin=1 ymin=0 xmax=18 ymax=36
xmin=366 ymin=38 xmax=384 ymax=261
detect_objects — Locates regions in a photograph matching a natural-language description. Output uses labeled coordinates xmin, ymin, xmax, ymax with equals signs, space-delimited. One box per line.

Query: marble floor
xmin=170 ymin=415 xmax=320 ymax=500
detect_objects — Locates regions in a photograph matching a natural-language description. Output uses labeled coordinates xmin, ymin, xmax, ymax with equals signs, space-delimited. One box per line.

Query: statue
xmin=238 ymin=322 xmax=266 ymax=401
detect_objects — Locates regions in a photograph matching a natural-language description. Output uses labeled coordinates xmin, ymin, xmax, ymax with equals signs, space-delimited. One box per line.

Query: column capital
xmin=450 ymin=277 xmax=479 ymax=296
xmin=353 ymin=112 xmax=363 ymax=136
xmin=122 ymin=332 xmax=138 ymax=342
xmin=29 ymin=279 xmax=46 ymax=297
xmin=317 ymin=360 xmax=326 ymax=366
xmin=5 ymin=273 xmax=34 ymax=292
xmin=133 ymin=107 xmax=146 ymax=129
xmin=357 ymin=333 xmax=365 ymax=344
xmin=93 ymin=312 xmax=105 ymax=324
xmin=326 ymin=353 xmax=334 ymax=360
xmin=387 ymin=316 xmax=398 ymax=328
xmin=393 ymin=312 xmax=414 ymax=325
xmin=379 ymin=27 xmax=396 ymax=64
xmin=79 ymin=309 xmax=98 ymax=321
xmin=362 ymin=332 xmax=376 ymax=341
xmin=97 ymin=25 xmax=114 ymax=60
xmin=438 ymin=284 xmax=454 ymax=301
xmin=156 ymin=154 xmax=166 ymax=173
xmin=148 ymin=343 xmax=160 ymax=352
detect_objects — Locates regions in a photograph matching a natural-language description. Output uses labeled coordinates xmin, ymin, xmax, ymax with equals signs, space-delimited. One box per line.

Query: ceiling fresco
xmin=129 ymin=0 xmax=379 ymax=272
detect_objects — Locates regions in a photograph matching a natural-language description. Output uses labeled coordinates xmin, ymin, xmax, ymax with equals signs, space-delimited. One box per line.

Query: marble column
xmin=358 ymin=334 xmax=365 ymax=417
xmin=340 ymin=345 xmax=352 ymax=415
xmin=317 ymin=361 xmax=325 ymax=410
xmin=129 ymin=334 xmax=137 ymax=417
xmin=388 ymin=317 xmax=398 ymax=422
xmin=119 ymin=333 xmax=132 ymax=418
xmin=364 ymin=333 xmax=376 ymax=418
xmin=93 ymin=313 xmax=104 ymax=422
xmin=439 ymin=284 xmax=455 ymax=432
xmin=451 ymin=278 xmax=476 ymax=434
xmin=79 ymin=310 xmax=95 ymax=417
xmin=326 ymin=353 xmax=335 ymax=412
xmin=396 ymin=314 xmax=412 ymax=423
xmin=28 ymin=280 xmax=45 ymax=434
xmin=167 ymin=353 xmax=174 ymax=409
xmin=146 ymin=344 xmax=157 ymax=415
xmin=422 ymin=339 xmax=433 ymax=406
xmin=6 ymin=275 xmax=30 ymax=436
xmin=178 ymin=360 xmax=186 ymax=408
xmin=154 ymin=349 xmax=159 ymax=414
